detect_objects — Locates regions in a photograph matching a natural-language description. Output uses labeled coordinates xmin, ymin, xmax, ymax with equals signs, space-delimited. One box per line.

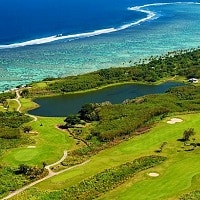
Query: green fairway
xmin=99 ymin=153 xmax=200 ymax=200
xmin=19 ymin=98 xmax=38 ymax=113
xmin=7 ymin=99 xmax=19 ymax=111
xmin=10 ymin=113 xmax=200 ymax=199
xmin=2 ymin=117 xmax=75 ymax=167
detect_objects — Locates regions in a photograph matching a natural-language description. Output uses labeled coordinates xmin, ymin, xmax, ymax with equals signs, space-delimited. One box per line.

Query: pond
xmin=29 ymin=82 xmax=183 ymax=117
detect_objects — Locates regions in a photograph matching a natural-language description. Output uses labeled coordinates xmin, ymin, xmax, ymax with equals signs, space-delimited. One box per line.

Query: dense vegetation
xmin=0 ymin=92 xmax=15 ymax=104
xmin=16 ymin=164 xmax=48 ymax=180
xmin=0 ymin=164 xmax=48 ymax=199
xmin=180 ymin=191 xmax=200 ymax=200
xmin=0 ymin=165 xmax=29 ymax=198
xmin=0 ymin=111 xmax=31 ymax=129
xmin=33 ymin=156 xmax=166 ymax=200
xmin=0 ymin=111 xmax=32 ymax=151
xmin=0 ymin=92 xmax=15 ymax=109
xmin=28 ymin=48 xmax=200 ymax=95
xmin=0 ymin=111 xmax=40 ymax=198
xmin=93 ymin=85 xmax=200 ymax=141
xmin=61 ymin=85 xmax=200 ymax=162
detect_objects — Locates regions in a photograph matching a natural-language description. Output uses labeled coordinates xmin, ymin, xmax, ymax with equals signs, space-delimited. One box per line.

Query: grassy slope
xmin=10 ymin=113 xmax=200 ymax=199
xmin=7 ymin=99 xmax=19 ymax=111
xmin=2 ymin=117 xmax=75 ymax=167
xmin=99 ymin=155 xmax=200 ymax=200
xmin=19 ymin=98 xmax=39 ymax=113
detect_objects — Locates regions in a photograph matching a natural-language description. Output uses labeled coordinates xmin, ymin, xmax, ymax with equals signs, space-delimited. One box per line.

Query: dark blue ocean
xmin=0 ymin=0 xmax=146 ymax=44
xmin=0 ymin=0 xmax=200 ymax=91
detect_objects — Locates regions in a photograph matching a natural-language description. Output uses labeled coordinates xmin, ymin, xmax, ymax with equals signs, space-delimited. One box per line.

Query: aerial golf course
xmin=1 ymin=49 xmax=200 ymax=199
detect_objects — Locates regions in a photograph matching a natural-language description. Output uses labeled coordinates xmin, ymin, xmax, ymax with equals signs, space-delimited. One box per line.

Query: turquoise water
xmin=29 ymin=82 xmax=183 ymax=117
xmin=0 ymin=2 xmax=200 ymax=91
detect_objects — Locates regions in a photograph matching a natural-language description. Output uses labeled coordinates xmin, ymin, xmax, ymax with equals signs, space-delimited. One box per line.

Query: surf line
xmin=0 ymin=2 xmax=199 ymax=49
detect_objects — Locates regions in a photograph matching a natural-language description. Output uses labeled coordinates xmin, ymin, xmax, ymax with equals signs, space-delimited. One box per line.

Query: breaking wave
xmin=0 ymin=2 xmax=199 ymax=49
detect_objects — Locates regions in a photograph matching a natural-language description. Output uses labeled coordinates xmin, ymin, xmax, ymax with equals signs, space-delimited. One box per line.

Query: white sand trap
xmin=148 ymin=172 xmax=159 ymax=177
xmin=27 ymin=146 xmax=36 ymax=148
xmin=167 ymin=118 xmax=183 ymax=124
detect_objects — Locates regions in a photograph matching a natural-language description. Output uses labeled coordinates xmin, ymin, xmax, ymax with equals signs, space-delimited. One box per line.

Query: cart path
xmin=15 ymin=89 xmax=38 ymax=121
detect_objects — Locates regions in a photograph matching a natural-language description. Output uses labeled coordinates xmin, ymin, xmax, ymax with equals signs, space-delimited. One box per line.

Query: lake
xmin=29 ymin=82 xmax=183 ymax=117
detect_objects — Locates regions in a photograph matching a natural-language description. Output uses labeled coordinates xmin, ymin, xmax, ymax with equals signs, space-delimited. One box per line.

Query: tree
xmin=17 ymin=164 xmax=29 ymax=174
xmin=16 ymin=164 xmax=45 ymax=180
xmin=79 ymin=103 xmax=99 ymax=121
xmin=64 ymin=114 xmax=81 ymax=128
xmin=42 ymin=162 xmax=47 ymax=169
xmin=79 ymin=104 xmax=94 ymax=119
xmin=20 ymin=89 xmax=29 ymax=97
xmin=182 ymin=128 xmax=195 ymax=141
xmin=23 ymin=126 xmax=32 ymax=133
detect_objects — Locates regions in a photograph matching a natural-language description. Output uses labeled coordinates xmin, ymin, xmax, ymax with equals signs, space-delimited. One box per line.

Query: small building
xmin=188 ymin=78 xmax=198 ymax=83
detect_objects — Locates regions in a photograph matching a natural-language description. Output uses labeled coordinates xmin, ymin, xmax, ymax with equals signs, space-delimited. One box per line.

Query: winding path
xmin=2 ymin=150 xmax=90 ymax=200
xmin=14 ymin=89 xmax=38 ymax=121
xmin=15 ymin=90 xmax=21 ymax=112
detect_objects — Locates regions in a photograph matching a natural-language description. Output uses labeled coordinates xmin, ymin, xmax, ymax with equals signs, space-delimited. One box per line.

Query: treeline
xmin=180 ymin=190 xmax=200 ymax=200
xmin=0 ymin=111 xmax=32 ymax=153
xmin=0 ymin=111 xmax=31 ymax=129
xmin=0 ymin=164 xmax=47 ymax=199
xmin=36 ymin=156 xmax=166 ymax=200
xmin=0 ymin=111 xmax=31 ymax=140
xmin=0 ymin=166 xmax=29 ymax=199
xmin=41 ymin=48 xmax=200 ymax=93
xmin=0 ymin=92 xmax=15 ymax=104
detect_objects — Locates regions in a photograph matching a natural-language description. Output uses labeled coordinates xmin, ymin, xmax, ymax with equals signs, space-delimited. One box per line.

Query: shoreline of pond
xmin=28 ymin=81 xmax=185 ymax=117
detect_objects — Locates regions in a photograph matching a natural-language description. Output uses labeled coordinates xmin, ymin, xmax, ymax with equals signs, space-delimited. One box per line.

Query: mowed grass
xmin=99 ymin=151 xmax=200 ymax=200
xmin=11 ymin=113 xmax=200 ymax=199
xmin=0 ymin=100 xmax=18 ymax=112
xmin=2 ymin=117 xmax=75 ymax=167
xmin=19 ymin=98 xmax=39 ymax=113
xmin=0 ymin=105 xmax=5 ymax=112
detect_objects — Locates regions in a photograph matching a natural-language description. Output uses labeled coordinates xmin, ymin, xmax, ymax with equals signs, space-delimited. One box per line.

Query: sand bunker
xmin=27 ymin=146 xmax=36 ymax=148
xmin=167 ymin=118 xmax=183 ymax=124
xmin=148 ymin=172 xmax=159 ymax=177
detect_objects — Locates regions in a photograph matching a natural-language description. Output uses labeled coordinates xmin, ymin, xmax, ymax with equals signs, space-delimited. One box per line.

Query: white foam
xmin=0 ymin=2 xmax=199 ymax=49
xmin=0 ymin=28 xmax=117 ymax=49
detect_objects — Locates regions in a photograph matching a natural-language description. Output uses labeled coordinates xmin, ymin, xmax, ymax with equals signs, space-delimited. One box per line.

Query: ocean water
xmin=0 ymin=0 xmax=200 ymax=91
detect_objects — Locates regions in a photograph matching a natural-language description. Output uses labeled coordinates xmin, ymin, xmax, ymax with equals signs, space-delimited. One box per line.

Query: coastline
xmin=0 ymin=2 xmax=200 ymax=92
xmin=29 ymin=76 xmax=185 ymax=97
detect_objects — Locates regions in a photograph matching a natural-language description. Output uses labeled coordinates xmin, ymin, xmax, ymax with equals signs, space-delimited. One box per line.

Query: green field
xmin=2 ymin=117 xmax=74 ymax=167
xmin=8 ymin=113 xmax=200 ymax=199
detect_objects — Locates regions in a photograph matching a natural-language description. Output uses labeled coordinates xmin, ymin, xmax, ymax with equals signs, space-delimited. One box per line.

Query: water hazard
xmin=29 ymin=82 xmax=183 ymax=117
